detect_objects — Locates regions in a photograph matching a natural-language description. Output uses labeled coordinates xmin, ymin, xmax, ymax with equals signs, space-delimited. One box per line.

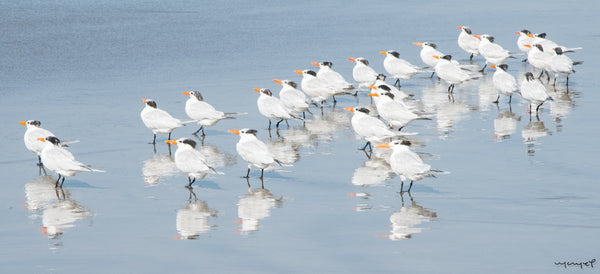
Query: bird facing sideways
xmin=272 ymin=79 xmax=312 ymax=118
xmin=140 ymin=98 xmax=189 ymax=144
xmin=311 ymin=61 xmax=355 ymax=91
xmin=20 ymin=120 xmax=61 ymax=166
xmin=228 ymin=129 xmax=284 ymax=179
xmin=520 ymin=72 xmax=551 ymax=113
xmin=433 ymin=55 xmax=479 ymax=93
xmin=37 ymin=136 xmax=105 ymax=188
xmin=490 ymin=64 xmax=518 ymax=104
xmin=348 ymin=57 xmax=378 ymax=91
xmin=182 ymin=91 xmax=243 ymax=137
xmin=457 ymin=26 xmax=480 ymax=63
xmin=255 ymin=88 xmax=302 ymax=129
xmin=380 ymin=50 xmax=429 ymax=86
xmin=165 ymin=138 xmax=223 ymax=187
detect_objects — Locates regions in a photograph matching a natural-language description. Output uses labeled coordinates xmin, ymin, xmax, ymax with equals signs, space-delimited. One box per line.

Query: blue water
xmin=1 ymin=0 xmax=599 ymax=273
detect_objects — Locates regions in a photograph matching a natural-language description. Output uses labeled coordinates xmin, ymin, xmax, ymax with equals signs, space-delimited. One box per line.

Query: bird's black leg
xmin=566 ymin=76 xmax=569 ymax=87
xmin=276 ymin=119 xmax=284 ymax=128
xmin=37 ymin=156 xmax=43 ymax=167
xmin=361 ymin=141 xmax=371 ymax=151
xmin=260 ymin=169 xmax=264 ymax=180
xmin=407 ymin=181 xmax=414 ymax=192
xmin=168 ymin=132 xmax=172 ymax=141
xmin=430 ymin=72 xmax=435 ymax=78
xmin=188 ymin=177 xmax=196 ymax=187
xmin=332 ymin=95 xmax=337 ymax=103
xmin=538 ymin=70 xmax=544 ymax=79
xmin=244 ymin=168 xmax=250 ymax=178
xmin=522 ymin=58 xmax=528 ymax=62
xmin=400 ymin=181 xmax=404 ymax=193
xmin=493 ymin=95 xmax=500 ymax=104
xmin=59 ymin=176 xmax=65 ymax=188
xmin=508 ymin=95 xmax=512 ymax=104
xmin=193 ymin=125 xmax=203 ymax=135
xmin=394 ymin=79 xmax=400 ymax=86
xmin=545 ymin=70 xmax=550 ymax=81
xmin=55 ymin=175 xmax=61 ymax=188
xmin=536 ymin=103 xmax=543 ymax=112
xmin=267 ymin=120 xmax=272 ymax=130
xmin=469 ymin=53 xmax=474 ymax=64
xmin=479 ymin=64 xmax=487 ymax=72
xmin=152 ymin=134 xmax=157 ymax=144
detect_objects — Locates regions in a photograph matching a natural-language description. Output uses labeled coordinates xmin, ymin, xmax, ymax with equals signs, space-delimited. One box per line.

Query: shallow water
xmin=2 ymin=0 xmax=599 ymax=273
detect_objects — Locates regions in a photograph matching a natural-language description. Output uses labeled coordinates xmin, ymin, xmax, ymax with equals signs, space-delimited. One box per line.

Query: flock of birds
xmin=20 ymin=26 xmax=582 ymax=195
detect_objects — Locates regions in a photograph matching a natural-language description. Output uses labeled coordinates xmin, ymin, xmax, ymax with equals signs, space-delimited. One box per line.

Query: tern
xmin=273 ymin=79 xmax=312 ymax=118
xmin=380 ymin=50 xmax=429 ymax=86
xmin=520 ymin=72 xmax=551 ymax=113
xmin=457 ymin=26 xmax=480 ymax=63
xmin=182 ymin=91 xmax=244 ymax=136
xmin=229 ymin=129 xmax=284 ymax=179
xmin=490 ymin=64 xmax=518 ymax=104
xmin=165 ymin=138 xmax=222 ymax=187
xmin=348 ymin=57 xmax=378 ymax=91
xmin=255 ymin=88 xmax=302 ymax=129
xmin=311 ymin=61 xmax=355 ymax=91
xmin=433 ymin=55 xmax=479 ymax=93
xmin=550 ymin=47 xmax=583 ymax=86
xmin=140 ymin=98 xmax=189 ymax=144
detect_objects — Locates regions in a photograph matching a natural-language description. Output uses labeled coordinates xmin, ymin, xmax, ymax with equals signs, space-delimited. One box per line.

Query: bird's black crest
xmin=442 ymin=55 xmax=452 ymax=61
xmin=146 ymin=100 xmax=157 ymax=108
xmin=181 ymin=139 xmax=196 ymax=149
xmin=533 ymin=44 xmax=544 ymax=52
xmin=384 ymin=92 xmax=395 ymax=100
xmin=498 ymin=64 xmax=508 ymax=71
xmin=520 ymin=29 xmax=531 ymax=34
xmin=306 ymin=70 xmax=317 ymax=77
xmin=322 ymin=61 xmax=333 ymax=67
xmin=358 ymin=58 xmax=369 ymax=66
xmin=46 ymin=136 xmax=61 ymax=145
xmin=286 ymin=80 xmax=297 ymax=88
xmin=29 ymin=120 xmax=41 ymax=127
xmin=376 ymin=73 xmax=386 ymax=80
xmin=357 ymin=108 xmax=370 ymax=114
xmin=401 ymin=140 xmax=411 ymax=146
xmin=389 ymin=51 xmax=400 ymax=58
xmin=378 ymin=85 xmax=391 ymax=92
xmin=463 ymin=27 xmax=472 ymax=35
xmin=245 ymin=129 xmax=258 ymax=136
xmin=426 ymin=42 xmax=437 ymax=49
xmin=485 ymin=35 xmax=495 ymax=43
xmin=190 ymin=91 xmax=204 ymax=101
xmin=261 ymin=89 xmax=273 ymax=96
xmin=536 ymin=33 xmax=547 ymax=38
xmin=554 ymin=47 xmax=563 ymax=55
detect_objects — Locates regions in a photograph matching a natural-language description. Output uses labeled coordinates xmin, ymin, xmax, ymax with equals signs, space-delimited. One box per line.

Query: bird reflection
xmin=236 ymin=186 xmax=283 ymax=234
xmin=25 ymin=175 xmax=61 ymax=214
xmin=477 ymin=76 xmax=498 ymax=111
xmin=436 ymin=101 xmax=472 ymax=138
xmin=267 ymin=134 xmax=301 ymax=165
xmin=142 ymin=153 xmax=178 ymax=185
xmin=41 ymin=189 xmax=92 ymax=239
xmin=379 ymin=192 xmax=437 ymax=241
xmin=197 ymin=140 xmax=238 ymax=169
xmin=547 ymin=88 xmax=576 ymax=133
xmin=494 ymin=105 xmax=521 ymax=140
xmin=522 ymin=115 xmax=552 ymax=156
xmin=304 ymin=108 xmax=351 ymax=145
xmin=174 ymin=188 xmax=218 ymax=240
xmin=351 ymin=156 xmax=394 ymax=187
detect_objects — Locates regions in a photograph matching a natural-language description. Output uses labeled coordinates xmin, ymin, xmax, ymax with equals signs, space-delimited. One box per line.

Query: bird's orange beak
xmin=348 ymin=57 xmax=356 ymax=62
xmin=490 ymin=65 xmax=497 ymax=69
xmin=272 ymin=79 xmax=283 ymax=84
xmin=379 ymin=51 xmax=387 ymax=55
xmin=367 ymin=93 xmax=379 ymax=97
xmin=377 ymin=234 xmax=392 ymax=238
xmin=19 ymin=121 xmax=27 ymax=126
xmin=473 ymin=35 xmax=481 ymax=39
xmin=182 ymin=91 xmax=190 ymax=96
xmin=432 ymin=55 xmax=440 ymax=59
xmin=311 ymin=62 xmax=320 ymax=67
xmin=294 ymin=70 xmax=303 ymax=75
xmin=515 ymin=31 xmax=520 ymax=35
xmin=367 ymin=85 xmax=377 ymax=90
xmin=253 ymin=88 xmax=261 ymax=93
xmin=165 ymin=140 xmax=177 ymax=145
xmin=375 ymin=143 xmax=390 ymax=148
xmin=141 ymin=98 xmax=147 ymax=103
xmin=228 ymin=129 xmax=240 ymax=135
xmin=523 ymin=44 xmax=531 ymax=48
xmin=344 ymin=107 xmax=354 ymax=113
xmin=37 ymin=137 xmax=45 ymax=142
xmin=412 ymin=42 xmax=423 ymax=47
xmin=457 ymin=26 xmax=463 ymax=30
xmin=527 ymin=33 xmax=534 ymax=38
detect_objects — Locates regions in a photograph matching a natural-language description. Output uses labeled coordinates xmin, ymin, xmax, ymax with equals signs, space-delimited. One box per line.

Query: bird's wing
xmin=186 ymin=101 xmax=224 ymax=121
xmin=237 ymin=140 xmax=274 ymax=166
xmin=143 ymin=109 xmax=182 ymax=129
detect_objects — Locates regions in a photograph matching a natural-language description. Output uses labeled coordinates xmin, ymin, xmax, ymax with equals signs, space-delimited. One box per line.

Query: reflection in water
xmin=267 ymin=135 xmax=301 ymax=165
xmin=236 ymin=187 xmax=283 ymax=234
xmin=522 ymin=116 xmax=552 ymax=156
xmin=304 ymin=108 xmax=351 ymax=146
xmin=494 ymin=106 xmax=521 ymax=140
xmin=547 ymin=88 xmax=576 ymax=133
xmin=380 ymin=193 xmax=437 ymax=241
xmin=477 ymin=76 xmax=498 ymax=111
xmin=436 ymin=102 xmax=472 ymax=139
xmin=25 ymin=175 xmax=61 ymax=214
xmin=175 ymin=188 xmax=218 ymax=240
xmin=142 ymin=153 xmax=178 ymax=185
xmin=41 ymin=191 xmax=92 ymax=239
xmin=351 ymin=157 xmax=394 ymax=187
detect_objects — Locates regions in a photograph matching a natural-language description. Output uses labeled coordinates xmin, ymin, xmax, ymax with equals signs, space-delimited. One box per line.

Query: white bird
xmin=375 ymin=140 xmax=438 ymax=192
xmin=550 ymin=47 xmax=583 ymax=86
xmin=182 ymin=90 xmax=242 ymax=137
xmin=272 ymin=79 xmax=311 ymax=118
xmin=412 ymin=42 xmax=447 ymax=78
xmin=344 ymin=106 xmax=405 ymax=151
xmin=524 ymin=44 xmax=553 ymax=80
xmin=229 ymin=128 xmax=284 ymax=179
xmin=374 ymin=74 xmax=412 ymax=101
xmin=380 ymin=50 xmax=428 ymax=86
xmin=368 ymin=85 xmax=430 ymax=130
xmin=295 ymin=69 xmax=337 ymax=105
xmin=433 ymin=55 xmax=479 ymax=93
xmin=165 ymin=138 xmax=222 ymax=187
xmin=532 ymin=32 xmax=582 ymax=53
xmin=457 ymin=26 xmax=480 ymax=63
xmin=515 ymin=29 xmax=535 ymax=59
xmin=20 ymin=120 xmax=60 ymax=166
xmin=38 ymin=136 xmax=105 ymax=188
xmin=348 ymin=57 xmax=378 ymax=90
xmin=255 ymin=88 xmax=302 ymax=129
xmin=140 ymin=98 xmax=188 ymax=144
xmin=490 ymin=64 xmax=518 ymax=104
xmin=520 ymin=72 xmax=551 ymax=113
xmin=311 ymin=61 xmax=355 ymax=91
xmin=477 ymin=34 xmax=512 ymax=71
